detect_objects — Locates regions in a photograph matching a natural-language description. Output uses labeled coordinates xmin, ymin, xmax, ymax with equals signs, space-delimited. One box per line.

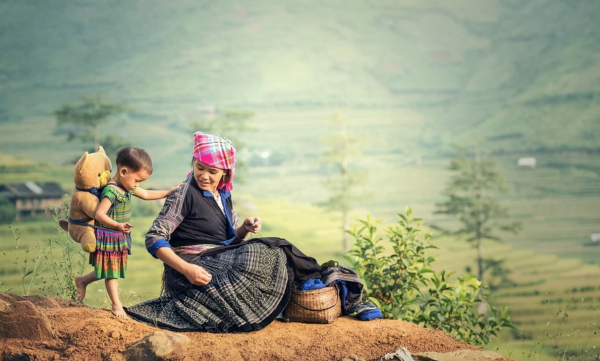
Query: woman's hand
xmin=242 ymin=216 xmax=261 ymax=234
xmin=183 ymin=263 xmax=212 ymax=286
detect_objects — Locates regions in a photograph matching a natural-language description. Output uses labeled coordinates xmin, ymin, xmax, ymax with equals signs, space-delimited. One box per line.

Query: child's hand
xmin=168 ymin=183 xmax=184 ymax=195
xmin=116 ymin=222 xmax=133 ymax=234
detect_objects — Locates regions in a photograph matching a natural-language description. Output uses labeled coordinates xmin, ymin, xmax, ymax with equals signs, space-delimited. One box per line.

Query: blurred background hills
xmin=1 ymin=0 xmax=599 ymax=159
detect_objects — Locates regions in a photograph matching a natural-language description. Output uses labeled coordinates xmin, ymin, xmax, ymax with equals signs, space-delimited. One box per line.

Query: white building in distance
xmin=518 ymin=157 xmax=536 ymax=168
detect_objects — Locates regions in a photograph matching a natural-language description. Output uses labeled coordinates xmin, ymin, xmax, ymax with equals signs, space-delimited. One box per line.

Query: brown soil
xmin=0 ymin=294 xmax=513 ymax=361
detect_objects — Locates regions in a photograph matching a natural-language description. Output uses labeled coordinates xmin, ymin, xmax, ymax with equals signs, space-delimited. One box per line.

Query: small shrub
xmin=344 ymin=206 xmax=513 ymax=346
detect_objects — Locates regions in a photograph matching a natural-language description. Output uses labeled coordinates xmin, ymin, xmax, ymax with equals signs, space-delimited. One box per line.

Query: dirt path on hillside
xmin=2 ymin=294 xmax=513 ymax=361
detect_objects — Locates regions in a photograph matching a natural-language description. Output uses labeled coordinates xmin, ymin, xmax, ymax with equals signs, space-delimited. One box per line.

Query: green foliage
xmin=53 ymin=94 xmax=130 ymax=151
xmin=435 ymin=151 xmax=522 ymax=241
xmin=345 ymin=207 xmax=513 ymax=346
xmin=0 ymin=196 xmax=16 ymax=224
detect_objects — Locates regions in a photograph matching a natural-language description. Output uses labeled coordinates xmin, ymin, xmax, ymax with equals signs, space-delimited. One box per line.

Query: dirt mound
xmin=0 ymin=294 xmax=513 ymax=361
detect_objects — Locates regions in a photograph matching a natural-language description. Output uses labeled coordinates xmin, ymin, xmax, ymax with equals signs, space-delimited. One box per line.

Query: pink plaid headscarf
xmin=192 ymin=131 xmax=236 ymax=192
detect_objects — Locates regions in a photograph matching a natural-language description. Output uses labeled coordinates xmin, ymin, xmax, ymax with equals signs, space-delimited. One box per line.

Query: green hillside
xmin=0 ymin=0 xmax=599 ymax=157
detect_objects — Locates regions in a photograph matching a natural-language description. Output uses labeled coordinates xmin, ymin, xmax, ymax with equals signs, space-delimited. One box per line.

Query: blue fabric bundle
xmin=301 ymin=278 xmax=326 ymax=291
xmin=298 ymin=274 xmax=383 ymax=321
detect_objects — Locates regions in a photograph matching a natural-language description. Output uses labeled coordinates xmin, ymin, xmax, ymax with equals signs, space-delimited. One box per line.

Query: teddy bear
xmin=59 ymin=146 xmax=112 ymax=253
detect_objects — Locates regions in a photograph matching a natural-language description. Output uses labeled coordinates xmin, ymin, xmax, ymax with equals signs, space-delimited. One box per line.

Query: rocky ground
xmin=0 ymin=294 xmax=516 ymax=361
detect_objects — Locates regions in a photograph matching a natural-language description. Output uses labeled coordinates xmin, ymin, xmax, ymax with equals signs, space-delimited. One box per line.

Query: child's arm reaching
xmin=95 ymin=197 xmax=132 ymax=233
xmin=134 ymin=183 xmax=182 ymax=201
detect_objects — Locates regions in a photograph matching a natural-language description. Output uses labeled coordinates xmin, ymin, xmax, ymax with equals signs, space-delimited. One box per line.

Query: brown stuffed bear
xmin=59 ymin=146 xmax=112 ymax=253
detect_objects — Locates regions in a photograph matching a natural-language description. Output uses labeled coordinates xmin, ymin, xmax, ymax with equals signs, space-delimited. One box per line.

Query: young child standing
xmin=75 ymin=147 xmax=179 ymax=319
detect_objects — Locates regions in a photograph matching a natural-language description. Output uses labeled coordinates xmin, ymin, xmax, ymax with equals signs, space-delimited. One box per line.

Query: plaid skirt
xmin=89 ymin=228 xmax=130 ymax=279
xmin=125 ymin=242 xmax=289 ymax=332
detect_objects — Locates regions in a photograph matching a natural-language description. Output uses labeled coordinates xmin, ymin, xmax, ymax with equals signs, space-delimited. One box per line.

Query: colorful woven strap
xmin=172 ymin=244 xmax=221 ymax=256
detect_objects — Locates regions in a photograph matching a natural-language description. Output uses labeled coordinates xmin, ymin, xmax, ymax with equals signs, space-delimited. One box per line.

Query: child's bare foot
xmin=75 ymin=276 xmax=87 ymax=302
xmin=112 ymin=305 xmax=128 ymax=319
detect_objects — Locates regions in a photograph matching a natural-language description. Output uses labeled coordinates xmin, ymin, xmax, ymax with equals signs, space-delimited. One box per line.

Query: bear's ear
xmin=97 ymin=146 xmax=106 ymax=154
xmin=78 ymin=152 xmax=89 ymax=175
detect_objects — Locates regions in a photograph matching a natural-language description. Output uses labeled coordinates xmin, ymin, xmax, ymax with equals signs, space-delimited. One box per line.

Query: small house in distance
xmin=517 ymin=157 xmax=536 ymax=168
xmin=591 ymin=233 xmax=600 ymax=244
xmin=0 ymin=182 xmax=68 ymax=221
xmin=405 ymin=157 xmax=423 ymax=166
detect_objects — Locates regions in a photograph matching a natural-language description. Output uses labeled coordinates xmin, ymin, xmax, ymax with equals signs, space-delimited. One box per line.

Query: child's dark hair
xmin=116 ymin=147 xmax=153 ymax=174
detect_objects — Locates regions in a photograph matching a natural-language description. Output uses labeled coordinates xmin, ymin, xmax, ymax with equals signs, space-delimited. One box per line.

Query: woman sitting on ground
xmin=125 ymin=131 xmax=321 ymax=332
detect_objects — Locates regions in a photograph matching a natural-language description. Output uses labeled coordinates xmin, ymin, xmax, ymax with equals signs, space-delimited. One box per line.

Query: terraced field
xmin=431 ymin=238 xmax=600 ymax=360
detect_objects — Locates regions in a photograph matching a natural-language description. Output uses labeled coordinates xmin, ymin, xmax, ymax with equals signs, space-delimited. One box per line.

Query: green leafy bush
xmin=344 ymin=206 xmax=513 ymax=346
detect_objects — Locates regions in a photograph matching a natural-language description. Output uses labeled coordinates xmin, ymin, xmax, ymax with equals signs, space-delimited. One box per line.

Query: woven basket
xmin=284 ymin=285 xmax=342 ymax=324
